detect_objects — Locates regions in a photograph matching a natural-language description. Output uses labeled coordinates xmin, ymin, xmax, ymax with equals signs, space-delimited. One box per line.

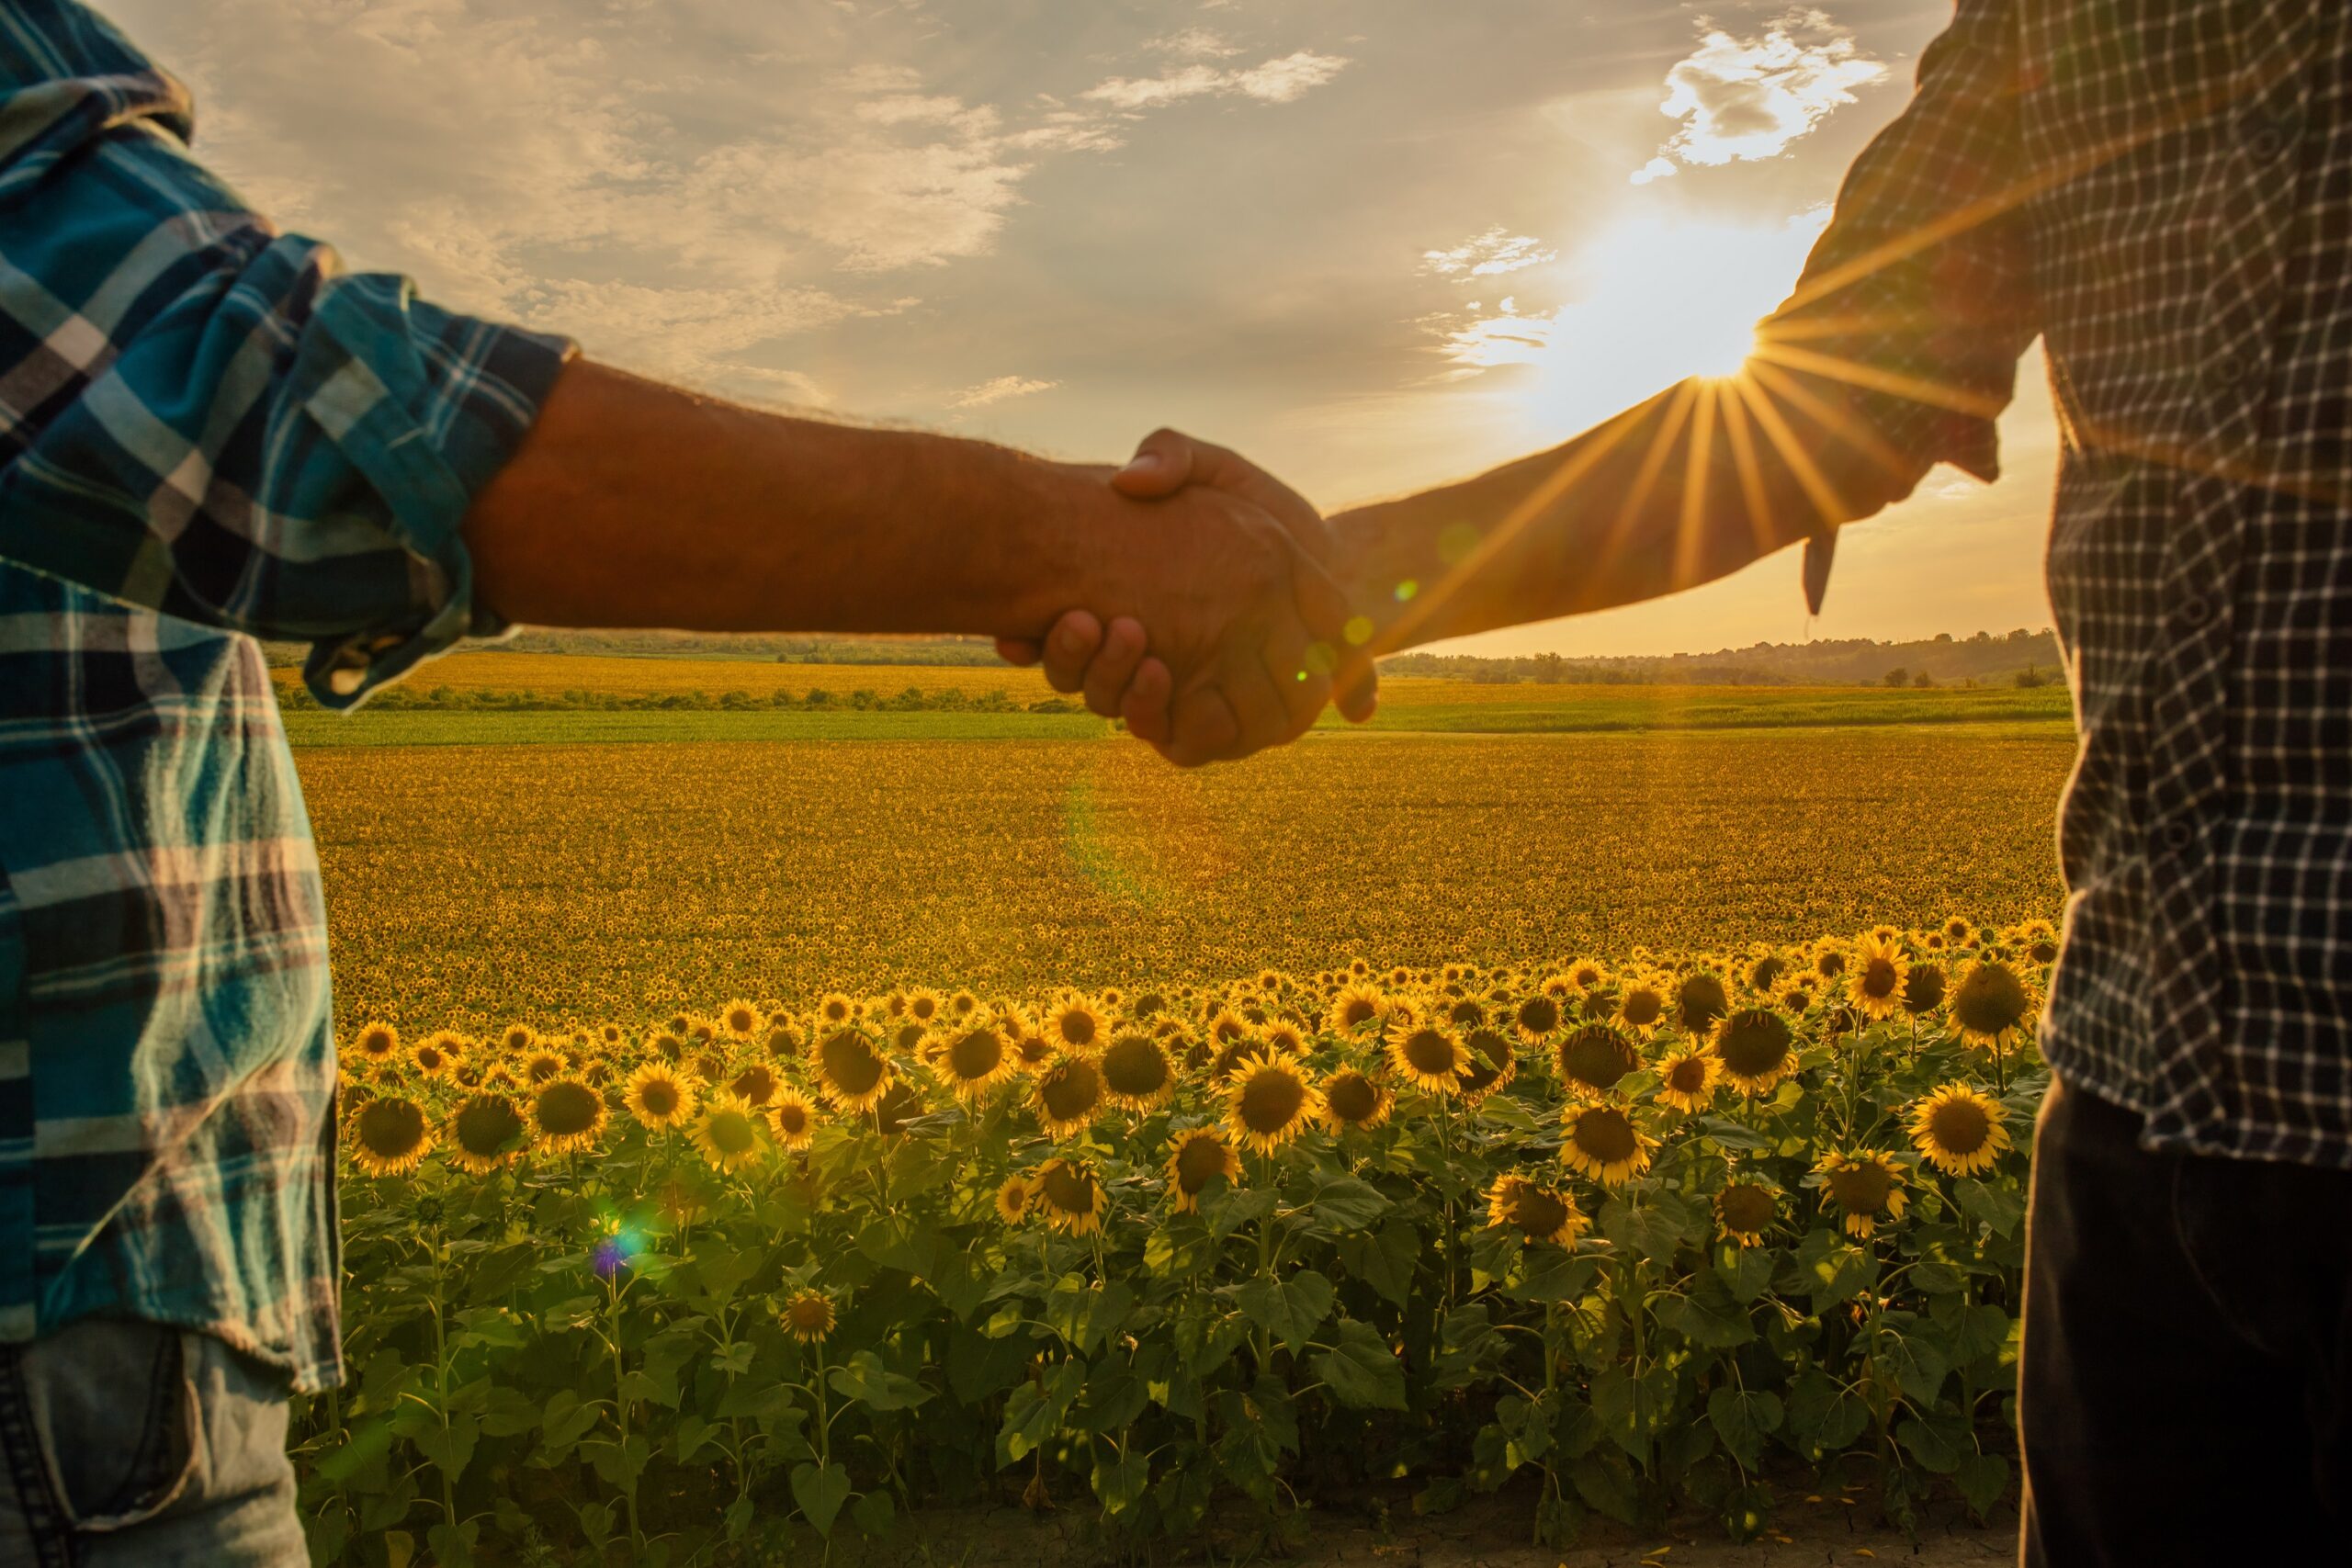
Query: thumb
xmin=1291 ymin=555 xmax=1379 ymax=725
xmin=1109 ymin=427 xmax=1199 ymax=500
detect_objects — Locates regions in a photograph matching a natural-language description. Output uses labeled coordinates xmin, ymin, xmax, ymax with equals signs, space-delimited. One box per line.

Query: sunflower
xmin=1615 ymin=975 xmax=1668 ymax=1034
xmin=1012 ymin=1029 xmax=1057 ymax=1074
xmin=935 ymin=1019 xmax=1016 ymax=1100
xmin=1673 ymin=972 xmax=1731 ymax=1035
xmin=1847 ymin=935 xmax=1910 ymax=1022
xmin=351 ymin=1021 xmax=402 ymax=1064
xmin=1100 ymin=1032 xmax=1175 ymax=1111
xmin=1033 ymin=1056 xmax=1106 ymax=1138
xmin=1943 ymin=914 xmax=1976 ymax=944
xmin=1900 ymin=963 xmax=1948 ymax=1019
xmin=1456 ymin=1027 xmax=1517 ymax=1103
xmin=1031 ymin=1157 xmax=1109 ymax=1236
xmin=2013 ymin=917 xmax=2062 ymax=965
xmin=728 ymin=1061 xmax=780 ymax=1108
xmin=1485 ymin=1174 xmax=1587 ymax=1247
xmin=872 ymin=1079 xmax=925 ymax=1136
xmin=498 ymin=1023 xmax=538 ymax=1055
xmin=1908 ymin=1083 xmax=2012 ymax=1177
xmin=1385 ymin=1021 xmax=1466 ymax=1096
xmin=994 ymin=1173 xmax=1035 ymax=1224
xmin=1950 ymin=960 xmax=2038 ymax=1047
xmin=446 ymin=1093 xmax=526 ymax=1175
xmin=1319 ymin=1067 xmax=1394 ymax=1132
xmin=1744 ymin=951 xmax=1786 ymax=992
xmin=1559 ymin=1104 xmax=1657 ymax=1187
xmin=1166 ymin=1128 xmax=1243 ymax=1213
xmin=898 ymin=987 xmax=940 ymax=1026
xmin=528 ymin=1078 xmax=608 ymax=1155
xmin=1654 ymin=1047 xmax=1719 ymax=1114
xmin=717 ymin=998 xmax=763 ymax=1041
xmin=1711 ymin=1008 xmax=1797 ymax=1097
xmin=947 ymin=989 xmax=980 ymax=1019
xmin=1554 ymin=1023 xmax=1639 ymax=1100
xmin=648 ymin=1031 xmax=686 ymax=1064
xmin=1815 ymin=1149 xmax=1909 ymax=1239
xmin=624 ymin=1061 xmax=697 ymax=1131
xmin=347 ymin=1095 xmax=433 ymax=1177
xmin=811 ymin=1028 xmax=894 ymax=1113
xmin=1513 ymin=990 xmax=1564 ymax=1043
xmin=596 ymin=1021 xmax=628 ymax=1050
xmin=768 ymin=1089 xmax=818 ymax=1151
xmin=781 ymin=1289 xmax=836 ymax=1344
xmin=520 ymin=1047 xmax=569 ymax=1087
xmin=1204 ymin=1008 xmax=1252 ymax=1052
xmin=688 ymin=1090 xmax=766 ymax=1174
xmin=1326 ymin=984 xmax=1388 ymax=1035
xmin=1046 ymin=997 xmax=1106 ymax=1057
xmin=411 ymin=1030 xmax=465 ymax=1079
xmin=1225 ymin=1054 xmax=1323 ymax=1155
xmin=1714 ymin=1180 xmax=1778 ymax=1247
xmin=1259 ymin=1021 xmax=1310 ymax=1059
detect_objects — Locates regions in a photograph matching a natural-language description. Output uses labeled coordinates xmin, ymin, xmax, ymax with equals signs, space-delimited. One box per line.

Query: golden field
xmin=301 ymin=726 xmax=2074 ymax=1032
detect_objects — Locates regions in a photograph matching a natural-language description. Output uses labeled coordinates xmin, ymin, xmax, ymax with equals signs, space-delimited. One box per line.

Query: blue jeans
xmin=0 ymin=1318 xmax=307 ymax=1567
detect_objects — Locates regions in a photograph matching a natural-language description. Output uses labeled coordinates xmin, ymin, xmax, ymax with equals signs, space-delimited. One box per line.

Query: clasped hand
xmin=1002 ymin=430 xmax=1377 ymax=766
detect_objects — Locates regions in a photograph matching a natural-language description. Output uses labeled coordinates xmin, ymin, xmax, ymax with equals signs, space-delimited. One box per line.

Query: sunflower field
xmin=305 ymin=917 xmax=2056 ymax=1566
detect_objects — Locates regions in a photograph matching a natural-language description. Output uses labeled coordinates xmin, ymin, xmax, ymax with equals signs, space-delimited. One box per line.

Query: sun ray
xmin=1742 ymin=357 xmax=1918 ymax=493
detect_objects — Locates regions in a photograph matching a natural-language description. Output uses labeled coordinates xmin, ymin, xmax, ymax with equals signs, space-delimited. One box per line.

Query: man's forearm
xmin=1327 ymin=371 xmax=1932 ymax=650
xmin=465 ymin=359 xmax=1110 ymax=639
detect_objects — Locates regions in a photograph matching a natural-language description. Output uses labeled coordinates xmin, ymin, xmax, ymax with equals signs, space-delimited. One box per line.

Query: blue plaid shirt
xmin=0 ymin=3 xmax=568 ymax=1390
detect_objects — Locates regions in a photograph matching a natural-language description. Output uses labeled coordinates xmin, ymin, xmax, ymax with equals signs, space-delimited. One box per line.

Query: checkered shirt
xmin=0 ymin=2 xmax=568 ymax=1389
xmin=1775 ymin=0 xmax=2352 ymax=1165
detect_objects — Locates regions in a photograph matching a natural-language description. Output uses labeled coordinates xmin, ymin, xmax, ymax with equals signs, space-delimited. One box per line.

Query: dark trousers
xmin=2019 ymin=1077 xmax=2352 ymax=1565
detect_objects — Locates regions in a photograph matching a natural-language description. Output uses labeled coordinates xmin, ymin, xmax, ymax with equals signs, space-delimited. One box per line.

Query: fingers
xmin=1162 ymin=686 xmax=1240 ymax=768
xmin=1038 ymin=610 xmax=1105 ymax=694
xmin=995 ymin=637 xmax=1042 ymax=667
xmin=1110 ymin=428 xmax=1198 ymax=500
xmin=1121 ymin=657 xmax=1175 ymax=745
xmin=1262 ymin=622 xmax=1332 ymax=739
xmin=1291 ymin=555 xmax=1379 ymax=726
xmin=1082 ymin=617 xmax=1148 ymax=718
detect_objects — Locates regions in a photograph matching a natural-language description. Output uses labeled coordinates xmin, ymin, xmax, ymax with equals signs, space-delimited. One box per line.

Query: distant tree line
xmin=279 ymin=683 xmax=1084 ymax=715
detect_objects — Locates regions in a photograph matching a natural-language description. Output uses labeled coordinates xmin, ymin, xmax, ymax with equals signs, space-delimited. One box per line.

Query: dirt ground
xmin=873 ymin=1489 xmax=2018 ymax=1567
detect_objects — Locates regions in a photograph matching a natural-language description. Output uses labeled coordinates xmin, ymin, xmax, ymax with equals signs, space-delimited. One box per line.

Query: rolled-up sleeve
xmin=1757 ymin=0 xmax=2040 ymax=487
xmin=0 ymin=67 xmax=571 ymax=707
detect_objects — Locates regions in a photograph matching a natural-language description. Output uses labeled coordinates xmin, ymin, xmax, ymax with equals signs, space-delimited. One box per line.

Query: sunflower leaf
xmin=1314 ymin=1317 xmax=1408 ymax=1411
xmin=1955 ymin=1451 xmax=2011 ymax=1515
xmin=1306 ymin=1174 xmax=1389 ymax=1233
xmin=1230 ymin=1269 xmax=1334 ymax=1356
xmin=1951 ymin=1178 xmax=2025 ymax=1238
xmin=828 ymin=1349 xmax=933 ymax=1412
xmin=788 ymin=1461 xmax=853 ymax=1538
xmin=1705 ymin=1386 xmax=1783 ymax=1467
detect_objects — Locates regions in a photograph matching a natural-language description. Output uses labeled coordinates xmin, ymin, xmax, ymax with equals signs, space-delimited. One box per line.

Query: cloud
xmin=949 ymin=375 xmax=1058 ymax=409
xmin=1146 ymin=28 xmax=1241 ymax=61
xmin=1081 ymin=49 xmax=1350 ymax=111
xmin=1421 ymin=227 xmax=1556 ymax=278
xmin=1421 ymin=296 xmax=1560 ymax=375
xmin=1635 ymin=8 xmax=1885 ymax=181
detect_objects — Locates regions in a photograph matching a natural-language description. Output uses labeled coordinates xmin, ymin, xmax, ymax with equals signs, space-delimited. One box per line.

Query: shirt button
xmin=2179 ymin=593 xmax=2213 ymax=627
xmin=2161 ymin=818 xmax=2196 ymax=852
xmin=2208 ymin=352 xmax=2247 ymax=388
xmin=2246 ymin=110 xmax=2299 ymax=163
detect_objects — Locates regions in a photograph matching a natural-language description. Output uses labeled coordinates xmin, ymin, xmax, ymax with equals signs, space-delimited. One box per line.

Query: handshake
xmin=999 ymin=428 xmax=1385 ymax=768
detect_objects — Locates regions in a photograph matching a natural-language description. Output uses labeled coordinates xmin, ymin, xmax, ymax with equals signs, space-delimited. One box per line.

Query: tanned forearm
xmin=1327 ymin=370 xmax=1933 ymax=651
xmin=466 ymin=359 xmax=1117 ymax=640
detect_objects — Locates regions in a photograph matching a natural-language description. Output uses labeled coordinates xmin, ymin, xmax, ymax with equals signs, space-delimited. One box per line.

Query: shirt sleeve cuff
xmin=293 ymin=276 xmax=573 ymax=709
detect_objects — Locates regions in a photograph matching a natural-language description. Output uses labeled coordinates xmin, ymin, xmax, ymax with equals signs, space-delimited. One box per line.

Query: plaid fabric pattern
xmin=0 ymin=2 xmax=568 ymax=1390
xmin=1777 ymin=0 xmax=2352 ymax=1166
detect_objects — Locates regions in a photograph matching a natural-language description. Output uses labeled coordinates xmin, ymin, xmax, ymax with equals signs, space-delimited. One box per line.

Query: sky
xmin=106 ymin=0 xmax=2059 ymax=660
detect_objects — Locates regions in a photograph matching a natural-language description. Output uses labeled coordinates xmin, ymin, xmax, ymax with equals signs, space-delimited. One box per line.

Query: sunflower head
xmin=1815 ymin=1149 xmax=1909 ymax=1239
xmin=1327 ymin=984 xmax=1388 ymax=1035
xmin=1714 ymin=1180 xmax=1777 ymax=1247
xmin=1455 ymin=1027 xmax=1517 ymax=1103
xmin=718 ymin=999 xmax=763 ymax=1040
xmin=1166 ymin=1128 xmax=1242 ymax=1213
xmin=529 ymin=1078 xmax=608 ymax=1154
xmin=1320 ymin=1067 xmax=1394 ymax=1132
xmin=727 ymin=1061 xmax=780 ymax=1107
xmin=1385 ymin=1021 xmax=1465 ymax=1096
xmin=353 ymin=1021 xmax=402 ymax=1062
xmin=1559 ymin=1103 xmax=1657 ymax=1187
xmin=1485 ymin=1175 xmax=1587 ymax=1247
xmin=500 ymin=1023 xmax=538 ymax=1055
xmin=522 ymin=1048 xmax=569 ymax=1087
xmin=1745 ymin=952 xmax=1786 ymax=992
xmin=1514 ymin=991 xmax=1563 ymax=1043
xmin=1031 ymin=1157 xmax=1108 ymax=1235
xmin=446 ymin=1093 xmax=526 ymax=1175
xmin=1951 ymin=960 xmax=2037 ymax=1046
xmin=781 ymin=1289 xmax=836 ymax=1344
xmin=348 ymin=1095 xmax=432 ymax=1177
xmin=1674 ymin=972 xmax=1730 ymax=1035
xmin=1654 ymin=1046 xmax=1719 ymax=1114
xmin=688 ymin=1091 xmax=766 ymax=1173
xmin=768 ymin=1089 xmax=818 ymax=1151
xmin=994 ymin=1173 xmax=1035 ymax=1224
xmin=1846 ymin=935 xmax=1910 ymax=1021
xmin=1033 ymin=1055 xmax=1106 ymax=1138
xmin=813 ymin=1028 xmax=893 ymax=1112
xmin=906 ymin=988 xmax=944 ymax=1024
xmin=1554 ymin=1023 xmax=1639 ymax=1100
xmin=1615 ymin=976 xmax=1668 ymax=1033
xmin=1259 ymin=1021 xmax=1310 ymax=1059
xmin=1908 ymin=1083 xmax=2012 ymax=1177
xmin=1711 ymin=1008 xmax=1796 ymax=1096
xmin=412 ymin=1031 xmax=465 ymax=1078
xmin=1046 ymin=997 xmax=1106 ymax=1056
xmin=1943 ymin=915 xmax=1976 ymax=944
xmin=1900 ymin=963 xmax=1948 ymax=1018
xmin=872 ymin=1079 xmax=926 ymax=1137
xmin=937 ymin=1019 xmax=1014 ymax=1100
xmin=1225 ymin=1054 xmax=1322 ymax=1155
xmin=624 ymin=1061 xmax=697 ymax=1130
xmin=1101 ymin=1032 xmax=1175 ymax=1110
